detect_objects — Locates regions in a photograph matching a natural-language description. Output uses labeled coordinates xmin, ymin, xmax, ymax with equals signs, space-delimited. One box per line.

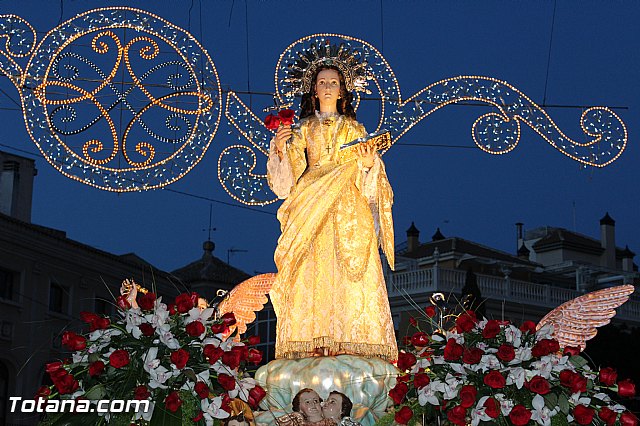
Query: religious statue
xmin=266 ymin=42 xmax=397 ymax=360
xmin=276 ymin=389 xmax=336 ymax=426
xmin=322 ymin=391 xmax=361 ymax=426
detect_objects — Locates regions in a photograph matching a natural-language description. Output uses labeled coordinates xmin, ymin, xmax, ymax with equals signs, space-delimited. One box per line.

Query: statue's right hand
xmin=274 ymin=125 xmax=292 ymax=153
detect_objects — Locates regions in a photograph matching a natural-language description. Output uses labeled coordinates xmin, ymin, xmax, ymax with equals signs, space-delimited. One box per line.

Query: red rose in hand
xmin=222 ymin=350 xmax=242 ymax=370
xmin=598 ymin=407 xmax=617 ymax=426
xmin=139 ymin=323 xmax=155 ymax=337
xmin=194 ymin=381 xmax=210 ymax=399
xmin=573 ymin=405 xmax=596 ymax=425
xmin=519 ymin=320 xmax=537 ymax=333
xmin=395 ymin=406 xmax=413 ymax=425
xmin=248 ymin=385 xmax=267 ymax=409
xmin=483 ymin=371 xmax=506 ymax=389
xmin=446 ymin=405 xmax=467 ymax=426
xmin=563 ymin=345 xmax=581 ymax=356
xmin=462 ymin=347 xmax=483 ymax=365
xmin=109 ymin=349 xmax=130 ymax=368
xmin=61 ymin=331 xmax=87 ymax=351
xmin=459 ymin=385 xmax=477 ymax=408
xmin=247 ymin=348 xmax=263 ymax=365
xmin=497 ymin=343 xmax=516 ymax=362
xmin=425 ymin=305 xmax=437 ymax=318
xmin=599 ymin=367 xmax=618 ymax=386
xmin=413 ymin=373 xmax=430 ymax=389
xmin=203 ymin=344 xmax=224 ymax=364
xmin=264 ymin=113 xmax=281 ymax=130
xmin=526 ymin=375 xmax=550 ymax=395
xmin=482 ymin=320 xmax=501 ymax=339
xmin=175 ymin=293 xmax=195 ymax=313
xmin=134 ymin=385 xmax=151 ymax=400
xmin=171 ymin=348 xmax=190 ymax=369
xmin=211 ymin=322 xmax=229 ymax=334
xmin=138 ymin=292 xmax=156 ymax=310
xmin=509 ymin=405 xmax=531 ymax=426
xmin=248 ymin=335 xmax=260 ymax=346
xmin=455 ymin=310 xmax=477 ymax=333
xmin=278 ymin=109 xmax=296 ymax=126
xmin=186 ymin=320 xmax=205 ymax=337
xmin=483 ymin=397 xmax=500 ymax=418
xmin=618 ymin=379 xmax=636 ymax=398
xmin=621 ymin=411 xmax=639 ymax=426
xmin=397 ymin=352 xmax=417 ymax=371
xmin=411 ymin=332 xmax=429 ymax=347
xmin=389 ymin=382 xmax=409 ymax=404
xmin=88 ymin=360 xmax=105 ymax=377
xmin=443 ymin=339 xmax=463 ymax=361
xmin=165 ymin=391 xmax=182 ymax=413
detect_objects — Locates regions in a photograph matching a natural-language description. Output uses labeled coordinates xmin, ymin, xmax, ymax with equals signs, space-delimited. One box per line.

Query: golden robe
xmin=267 ymin=113 xmax=397 ymax=361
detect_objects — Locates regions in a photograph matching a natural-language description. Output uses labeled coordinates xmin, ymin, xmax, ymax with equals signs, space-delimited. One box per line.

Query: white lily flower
xmin=506 ymin=367 xmax=526 ymax=389
xmin=417 ymin=381 xmax=442 ymax=406
xmin=186 ymin=306 xmax=215 ymax=324
xmin=445 ymin=331 xmax=465 ymax=344
xmin=124 ymin=308 xmax=143 ymax=339
xmin=157 ymin=324 xmax=180 ymax=349
xmin=471 ymin=396 xmax=492 ymax=426
xmin=480 ymin=354 xmax=501 ymax=370
xmin=511 ymin=346 xmax=532 ymax=364
xmin=504 ymin=325 xmax=522 ymax=347
xmin=495 ymin=393 xmax=514 ymax=416
xmin=202 ymin=396 xmax=230 ymax=425
xmin=536 ymin=324 xmax=554 ymax=340
xmin=133 ymin=401 xmax=155 ymax=421
xmin=530 ymin=394 xmax=558 ymax=426
xmin=148 ymin=365 xmax=172 ymax=389
xmin=234 ymin=377 xmax=257 ymax=401
xmin=441 ymin=374 xmax=462 ymax=400
xmin=142 ymin=347 xmax=160 ymax=373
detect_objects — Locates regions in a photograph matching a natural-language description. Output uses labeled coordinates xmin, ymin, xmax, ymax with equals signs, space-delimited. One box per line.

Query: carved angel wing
xmin=537 ymin=284 xmax=635 ymax=350
xmin=217 ymin=273 xmax=276 ymax=338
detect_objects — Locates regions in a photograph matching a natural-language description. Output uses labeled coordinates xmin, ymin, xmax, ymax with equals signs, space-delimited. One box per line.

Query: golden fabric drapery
xmin=268 ymin=114 xmax=397 ymax=361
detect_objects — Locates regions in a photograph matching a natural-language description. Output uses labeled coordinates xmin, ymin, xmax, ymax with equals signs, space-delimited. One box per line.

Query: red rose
xmin=395 ymin=406 xmax=414 ymax=425
xmin=278 ymin=109 xmax=296 ymax=126
xmin=483 ymin=397 xmax=500 ymax=418
xmin=444 ymin=339 xmax=463 ymax=361
xmin=573 ymin=405 xmax=596 ymax=425
xmin=446 ymin=405 xmax=467 ymax=426
xmin=61 ymin=331 xmax=87 ymax=351
xmin=165 ymin=391 xmax=182 ymax=413
xmin=80 ymin=312 xmax=109 ymax=331
xmin=247 ymin=348 xmax=263 ymax=365
xmin=194 ymin=381 xmax=210 ymax=399
xmin=526 ymin=375 xmax=550 ymax=395
xmin=248 ymin=335 xmax=260 ymax=346
xmin=559 ymin=370 xmax=587 ymax=394
xmin=618 ymin=379 xmax=636 ymax=398
xmin=221 ymin=312 xmax=237 ymax=326
xmin=116 ymin=295 xmax=131 ymax=310
xmin=232 ymin=345 xmax=249 ymax=362
xmin=455 ymin=311 xmax=477 ymax=333
xmin=171 ymin=348 xmax=190 ymax=369
xmin=109 ymin=349 xmax=130 ymax=368
xmin=563 ymin=345 xmax=581 ymax=356
xmin=139 ymin=323 xmax=155 ymax=337
xmin=221 ymin=393 xmax=233 ymax=413
xmin=483 ymin=371 xmax=506 ymax=389
xmin=482 ymin=320 xmax=501 ymax=339
xmin=264 ymin=113 xmax=281 ymax=130
xmin=413 ymin=373 xmax=430 ymax=389
xmin=621 ymin=412 xmax=639 ymax=426
xmin=46 ymin=362 xmax=63 ymax=373
xmin=462 ymin=347 xmax=483 ymax=365
xmin=248 ymin=385 xmax=267 ymax=409
xmin=134 ymin=385 xmax=151 ymax=400
xmin=599 ymin=407 xmax=617 ymax=426
xmin=509 ymin=405 xmax=531 ymax=426
xmin=425 ymin=305 xmax=436 ymax=318
xmin=389 ymin=382 xmax=409 ymax=404
xmin=396 ymin=374 xmax=411 ymax=383
xmin=411 ymin=332 xmax=429 ymax=347
xmin=409 ymin=317 xmax=418 ymax=327
xmin=88 ymin=360 xmax=105 ymax=377
xmin=168 ymin=303 xmax=177 ymax=315
xmin=397 ymin=352 xmax=417 ymax=371
xmin=186 ymin=321 xmax=205 ymax=337
xmin=496 ymin=344 xmax=516 ymax=362
xmin=203 ymin=344 xmax=224 ymax=364
xmin=222 ymin=350 xmax=242 ymax=370
xmin=54 ymin=373 xmax=79 ymax=395
xmin=211 ymin=323 xmax=229 ymax=334
xmin=138 ymin=292 xmax=156 ymax=310
xmin=459 ymin=385 xmax=477 ymax=408
xmin=519 ymin=320 xmax=537 ymax=333
xmin=599 ymin=367 xmax=618 ymax=386
xmin=532 ymin=338 xmax=560 ymax=357
xmin=36 ymin=385 xmax=51 ymax=398
xmin=48 ymin=367 xmax=67 ymax=382
xmin=175 ymin=293 xmax=195 ymax=313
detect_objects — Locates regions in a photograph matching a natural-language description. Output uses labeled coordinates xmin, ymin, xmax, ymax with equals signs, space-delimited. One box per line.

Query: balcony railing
xmin=386 ymin=267 xmax=640 ymax=323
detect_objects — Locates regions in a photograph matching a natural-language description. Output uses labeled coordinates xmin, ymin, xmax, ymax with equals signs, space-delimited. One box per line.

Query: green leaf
xmin=569 ymin=356 xmax=588 ymax=368
xmin=544 ymin=392 xmax=558 ymax=409
xmin=40 ymin=411 xmax=100 ymax=426
xmin=149 ymin=404 xmax=183 ymax=426
xmin=550 ymin=413 xmax=569 ymax=426
xmin=558 ymin=393 xmax=570 ymax=414
xmin=84 ymin=384 xmax=106 ymax=401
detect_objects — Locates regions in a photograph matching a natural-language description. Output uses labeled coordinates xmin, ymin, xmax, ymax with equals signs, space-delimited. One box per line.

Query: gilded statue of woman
xmin=267 ymin=45 xmax=397 ymax=361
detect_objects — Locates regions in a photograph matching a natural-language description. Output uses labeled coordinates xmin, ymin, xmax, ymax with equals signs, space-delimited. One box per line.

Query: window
xmin=0 ymin=267 xmax=18 ymax=302
xmin=246 ymin=305 xmax=277 ymax=365
xmin=49 ymin=281 xmax=69 ymax=314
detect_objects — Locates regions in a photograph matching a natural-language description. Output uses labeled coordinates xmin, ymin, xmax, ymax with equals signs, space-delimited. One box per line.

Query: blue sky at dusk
xmin=0 ymin=0 xmax=638 ymax=278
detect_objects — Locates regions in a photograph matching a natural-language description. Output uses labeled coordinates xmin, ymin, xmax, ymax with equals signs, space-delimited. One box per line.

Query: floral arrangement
xmin=389 ymin=308 xmax=638 ymax=426
xmin=39 ymin=287 xmax=267 ymax=425
xmin=264 ymin=108 xmax=295 ymax=130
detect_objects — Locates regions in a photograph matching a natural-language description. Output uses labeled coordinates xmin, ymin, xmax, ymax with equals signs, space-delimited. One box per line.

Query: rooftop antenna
xmin=203 ymin=204 xmax=217 ymax=241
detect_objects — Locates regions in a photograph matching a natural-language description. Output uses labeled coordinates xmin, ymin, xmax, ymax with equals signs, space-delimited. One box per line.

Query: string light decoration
xmin=0 ymin=8 xmax=221 ymax=191
xmin=220 ymin=33 xmax=627 ymax=206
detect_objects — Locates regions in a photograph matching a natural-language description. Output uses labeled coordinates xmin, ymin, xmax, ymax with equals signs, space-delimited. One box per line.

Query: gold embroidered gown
xmin=267 ymin=113 xmax=397 ymax=361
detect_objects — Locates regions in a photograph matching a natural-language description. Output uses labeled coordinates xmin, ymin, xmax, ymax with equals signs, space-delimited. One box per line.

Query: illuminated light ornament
xmin=220 ymin=33 xmax=627 ymax=206
xmin=0 ymin=8 xmax=221 ymax=191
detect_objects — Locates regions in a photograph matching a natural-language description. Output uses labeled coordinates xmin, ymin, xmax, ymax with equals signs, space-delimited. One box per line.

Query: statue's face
xmin=322 ymin=393 xmax=343 ymax=421
xmin=298 ymin=390 xmax=323 ymax=422
xmin=315 ymin=68 xmax=341 ymax=110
